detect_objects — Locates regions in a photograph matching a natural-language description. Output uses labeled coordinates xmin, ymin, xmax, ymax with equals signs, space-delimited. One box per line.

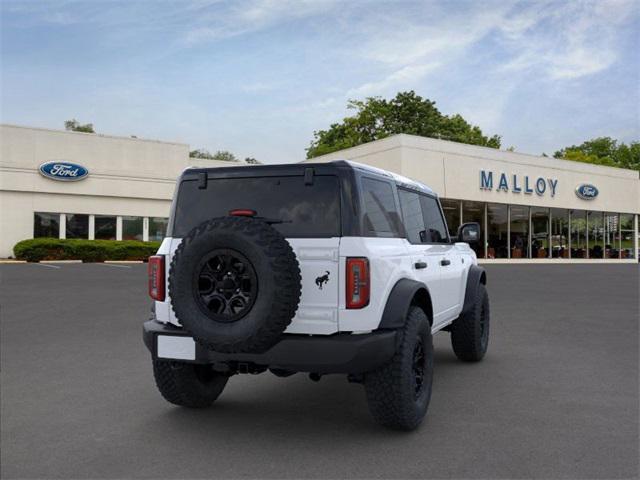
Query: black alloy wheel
xmin=194 ymin=249 xmax=257 ymax=323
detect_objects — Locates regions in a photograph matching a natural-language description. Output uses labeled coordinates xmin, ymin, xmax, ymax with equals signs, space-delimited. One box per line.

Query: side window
xmin=420 ymin=195 xmax=449 ymax=243
xmin=398 ymin=189 xmax=426 ymax=244
xmin=361 ymin=177 xmax=401 ymax=236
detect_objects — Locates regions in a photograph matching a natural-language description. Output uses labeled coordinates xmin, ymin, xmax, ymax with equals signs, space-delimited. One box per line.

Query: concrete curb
xmin=104 ymin=260 xmax=144 ymax=264
xmin=0 ymin=259 xmax=27 ymax=264
xmin=40 ymin=260 xmax=83 ymax=264
xmin=478 ymin=259 xmax=638 ymax=264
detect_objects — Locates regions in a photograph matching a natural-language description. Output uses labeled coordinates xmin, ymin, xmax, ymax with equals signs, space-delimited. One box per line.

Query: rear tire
xmin=153 ymin=360 xmax=228 ymax=408
xmin=450 ymin=283 xmax=490 ymax=362
xmin=363 ymin=306 xmax=433 ymax=430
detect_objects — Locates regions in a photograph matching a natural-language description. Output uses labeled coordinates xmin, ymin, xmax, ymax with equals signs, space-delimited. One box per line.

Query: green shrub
xmin=13 ymin=238 xmax=161 ymax=262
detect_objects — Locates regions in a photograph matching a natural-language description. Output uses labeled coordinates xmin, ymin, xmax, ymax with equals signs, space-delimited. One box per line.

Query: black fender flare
xmin=461 ymin=265 xmax=487 ymax=315
xmin=378 ymin=278 xmax=433 ymax=330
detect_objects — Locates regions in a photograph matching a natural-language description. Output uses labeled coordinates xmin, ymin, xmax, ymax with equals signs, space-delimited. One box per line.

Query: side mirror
xmin=457 ymin=222 xmax=481 ymax=243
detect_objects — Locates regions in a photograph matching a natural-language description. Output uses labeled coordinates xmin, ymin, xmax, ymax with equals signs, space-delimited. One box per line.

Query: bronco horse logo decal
xmin=315 ymin=271 xmax=330 ymax=290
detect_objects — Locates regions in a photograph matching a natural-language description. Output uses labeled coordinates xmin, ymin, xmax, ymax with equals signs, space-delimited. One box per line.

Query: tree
xmin=190 ymin=149 xmax=215 ymax=159
xmin=189 ymin=149 xmax=238 ymax=162
xmin=306 ymin=91 xmax=501 ymax=158
xmin=64 ymin=119 xmax=94 ymax=133
xmin=211 ymin=150 xmax=238 ymax=162
xmin=244 ymin=157 xmax=261 ymax=164
xmin=554 ymin=137 xmax=640 ymax=172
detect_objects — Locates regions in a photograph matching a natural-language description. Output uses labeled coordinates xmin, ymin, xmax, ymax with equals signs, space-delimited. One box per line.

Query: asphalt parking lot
xmin=1 ymin=263 xmax=638 ymax=479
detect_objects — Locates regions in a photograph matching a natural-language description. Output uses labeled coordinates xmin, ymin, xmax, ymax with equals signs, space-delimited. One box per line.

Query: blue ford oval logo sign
xmin=39 ymin=161 xmax=89 ymax=182
xmin=575 ymin=184 xmax=598 ymax=200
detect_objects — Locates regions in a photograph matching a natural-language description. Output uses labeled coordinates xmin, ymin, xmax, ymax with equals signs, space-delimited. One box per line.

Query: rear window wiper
xmin=256 ymin=217 xmax=292 ymax=225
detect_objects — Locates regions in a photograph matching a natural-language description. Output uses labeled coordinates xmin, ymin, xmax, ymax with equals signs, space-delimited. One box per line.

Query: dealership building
xmin=0 ymin=124 xmax=236 ymax=258
xmin=1 ymin=124 xmax=638 ymax=262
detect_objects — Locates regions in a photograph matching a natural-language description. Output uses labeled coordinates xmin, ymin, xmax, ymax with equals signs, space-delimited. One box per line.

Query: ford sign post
xmin=575 ymin=184 xmax=599 ymax=200
xmin=39 ymin=161 xmax=89 ymax=182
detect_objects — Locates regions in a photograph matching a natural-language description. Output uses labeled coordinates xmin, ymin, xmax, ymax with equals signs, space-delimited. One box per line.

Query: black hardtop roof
xmin=182 ymin=160 xmax=435 ymax=195
xmin=183 ymin=160 xmax=351 ymax=177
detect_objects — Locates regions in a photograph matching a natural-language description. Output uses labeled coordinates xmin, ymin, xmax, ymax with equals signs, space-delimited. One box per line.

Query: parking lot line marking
xmin=35 ymin=263 xmax=61 ymax=269
xmin=97 ymin=263 xmax=132 ymax=269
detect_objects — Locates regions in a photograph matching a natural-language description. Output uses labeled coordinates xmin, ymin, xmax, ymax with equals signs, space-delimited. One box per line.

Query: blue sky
xmin=2 ymin=0 xmax=639 ymax=163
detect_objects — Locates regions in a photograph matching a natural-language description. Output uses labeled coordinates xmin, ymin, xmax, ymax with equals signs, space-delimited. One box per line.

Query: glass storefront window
xmin=122 ymin=216 xmax=143 ymax=241
xmin=95 ymin=215 xmax=117 ymax=240
xmin=620 ymin=214 xmax=636 ymax=259
xmin=34 ymin=212 xmax=60 ymax=238
xmin=149 ymin=217 xmax=169 ymax=242
xmin=588 ymin=211 xmax=604 ymax=258
xmin=26 ymin=209 xmax=636 ymax=264
xmin=462 ymin=201 xmax=485 ymax=258
xmin=65 ymin=214 xmax=89 ymax=239
xmin=603 ymin=213 xmax=619 ymax=259
xmin=510 ymin=205 xmax=529 ymax=259
xmin=551 ymin=209 xmax=569 ymax=258
xmin=441 ymin=199 xmax=461 ymax=238
xmin=487 ymin=203 xmax=508 ymax=259
xmin=531 ymin=208 xmax=550 ymax=259
xmin=571 ymin=210 xmax=587 ymax=258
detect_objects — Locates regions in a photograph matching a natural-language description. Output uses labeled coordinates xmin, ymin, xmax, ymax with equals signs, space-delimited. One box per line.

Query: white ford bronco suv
xmin=144 ymin=160 xmax=490 ymax=430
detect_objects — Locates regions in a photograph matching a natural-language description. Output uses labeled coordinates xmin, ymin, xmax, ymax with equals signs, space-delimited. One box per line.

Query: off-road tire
xmin=364 ymin=306 xmax=433 ymax=431
xmin=153 ymin=360 xmax=228 ymax=408
xmin=169 ymin=216 xmax=301 ymax=354
xmin=450 ymin=283 xmax=490 ymax=362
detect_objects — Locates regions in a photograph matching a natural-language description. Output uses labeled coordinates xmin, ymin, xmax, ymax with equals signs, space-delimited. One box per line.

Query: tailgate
xmin=285 ymin=238 xmax=340 ymax=334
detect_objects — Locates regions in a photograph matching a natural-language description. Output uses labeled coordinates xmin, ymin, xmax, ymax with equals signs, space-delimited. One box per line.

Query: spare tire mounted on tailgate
xmin=169 ymin=216 xmax=301 ymax=353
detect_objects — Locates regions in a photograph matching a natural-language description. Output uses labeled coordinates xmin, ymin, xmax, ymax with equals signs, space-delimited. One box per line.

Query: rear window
xmin=172 ymin=175 xmax=341 ymax=238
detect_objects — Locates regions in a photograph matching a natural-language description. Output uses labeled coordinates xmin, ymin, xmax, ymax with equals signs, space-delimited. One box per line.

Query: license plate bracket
xmin=157 ymin=335 xmax=196 ymax=360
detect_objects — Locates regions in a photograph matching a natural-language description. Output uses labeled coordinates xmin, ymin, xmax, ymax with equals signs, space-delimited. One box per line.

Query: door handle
xmin=414 ymin=261 xmax=427 ymax=269
xmin=440 ymin=259 xmax=451 ymax=266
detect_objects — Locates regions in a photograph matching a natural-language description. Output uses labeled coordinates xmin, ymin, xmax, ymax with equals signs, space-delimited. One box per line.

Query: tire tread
xmin=153 ymin=360 xmax=228 ymax=408
xmin=364 ymin=307 xmax=433 ymax=430
xmin=450 ymin=283 xmax=490 ymax=362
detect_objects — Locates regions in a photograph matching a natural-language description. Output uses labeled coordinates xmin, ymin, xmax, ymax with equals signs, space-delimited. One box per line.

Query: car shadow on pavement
xmin=142 ymin=347 xmax=466 ymax=440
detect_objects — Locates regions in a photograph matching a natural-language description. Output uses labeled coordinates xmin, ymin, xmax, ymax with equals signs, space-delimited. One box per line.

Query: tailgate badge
xmin=315 ymin=271 xmax=330 ymax=290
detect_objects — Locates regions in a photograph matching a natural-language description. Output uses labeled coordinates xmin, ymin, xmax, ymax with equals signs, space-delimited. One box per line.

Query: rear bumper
xmin=143 ymin=319 xmax=397 ymax=374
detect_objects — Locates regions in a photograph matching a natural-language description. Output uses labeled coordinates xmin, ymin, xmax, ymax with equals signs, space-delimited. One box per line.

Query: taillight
xmin=148 ymin=255 xmax=165 ymax=301
xmin=346 ymin=257 xmax=369 ymax=309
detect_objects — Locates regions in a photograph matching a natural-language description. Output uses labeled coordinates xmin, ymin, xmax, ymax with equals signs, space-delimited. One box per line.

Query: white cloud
xmin=347 ymin=63 xmax=440 ymax=97
xmin=345 ymin=0 xmax=637 ymax=103
xmin=183 ymin=0 xmax=341 ymax=44
xmin=499 ymin=0 xmax=637 ymax=80
xmin=360 ymin=6 xmax=512 ymax=67
xmin=3 ymin=0 xmax=637 ymax=162
xmin=10 ymin=0 xmax=635 ymax=85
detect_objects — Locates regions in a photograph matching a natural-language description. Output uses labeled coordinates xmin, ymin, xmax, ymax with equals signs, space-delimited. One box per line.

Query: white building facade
xmin=306 ymin=134 xmax=639 ymax=263
xmin=1 ymin=126 xmax=638 ymax=262
xmin=0 ymin=124 xmax=237 ymax=258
